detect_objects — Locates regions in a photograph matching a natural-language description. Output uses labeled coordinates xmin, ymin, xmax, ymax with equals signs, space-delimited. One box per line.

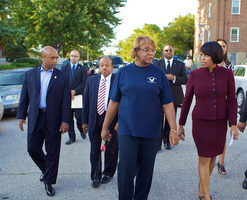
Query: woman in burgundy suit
xmin=178 ymin=42 xmax=239 ymax=200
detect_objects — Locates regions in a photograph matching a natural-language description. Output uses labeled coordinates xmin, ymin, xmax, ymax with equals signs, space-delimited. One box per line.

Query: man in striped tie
xmin=82 ymin=56 xmax=118 ymax=188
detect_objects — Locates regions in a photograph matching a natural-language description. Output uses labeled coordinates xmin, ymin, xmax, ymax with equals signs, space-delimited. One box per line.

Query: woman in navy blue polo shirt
xmin=101 ymin=36 xmax=179 ymax=200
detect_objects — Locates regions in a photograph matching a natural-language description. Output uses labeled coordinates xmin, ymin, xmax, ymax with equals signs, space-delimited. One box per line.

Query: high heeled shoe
xmin=217 ymin=162 xmax=227 ymax=175
xmin=198 ymin=182 xmax=204 ymax=199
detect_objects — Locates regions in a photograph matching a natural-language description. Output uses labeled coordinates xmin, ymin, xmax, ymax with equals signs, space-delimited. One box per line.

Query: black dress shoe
xmin=65 ymin=138 xmax=75 ymax=145
xmin=243 ymin=178 xmax=247 ymax=189
xmin=101 ymin=175 xmax=111 ymax=184
xmin=45 ymin=184 xmax=55 ymax=196
xmin=81 ymin=132 xmax=86 ymax=139
xmin=157 ymin=146 xmax=162 ymax=151
xmin=243 ymin=170 xmax=247 ymax=189
xmin=92 ymin=179 xmax=100 ymax=188
xmin=39 ymin=172 xmax=46 ymax=182
xmin=164 ymin=142 xmax=172 ymax=150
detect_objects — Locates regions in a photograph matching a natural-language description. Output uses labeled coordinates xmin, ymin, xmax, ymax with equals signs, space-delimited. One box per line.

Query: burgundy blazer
xmin=179 ymin=65 xmax=237 ymax=126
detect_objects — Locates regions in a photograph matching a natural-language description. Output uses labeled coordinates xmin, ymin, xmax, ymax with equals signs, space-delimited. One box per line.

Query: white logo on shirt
xmin=147 ymin=77 xmax=157 ymax=84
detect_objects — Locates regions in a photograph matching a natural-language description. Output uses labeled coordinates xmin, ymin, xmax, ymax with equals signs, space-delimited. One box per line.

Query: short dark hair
xmin=200 ymin=41 xmax=224 ymax=64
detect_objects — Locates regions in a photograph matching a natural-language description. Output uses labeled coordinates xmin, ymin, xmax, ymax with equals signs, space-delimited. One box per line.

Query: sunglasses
xmin=164 ymin=49 xmax=173 ymax=52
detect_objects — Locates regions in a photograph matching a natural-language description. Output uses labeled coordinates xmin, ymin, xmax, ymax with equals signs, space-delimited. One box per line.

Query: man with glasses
xmin=154 ymin=44 xmax=187 ymax=150
xmin=61 ymin=50 xmax=88 ymax=145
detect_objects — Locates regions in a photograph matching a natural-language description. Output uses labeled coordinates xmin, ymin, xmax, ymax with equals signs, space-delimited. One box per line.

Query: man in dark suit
xmin=237 ymin=91 xmax=247 ymax=190
xmin=82 ymin=56 xmax=118 ymax=188
xmin=154 ymin=44 xmax=187 ymax=150
xmin=17 ymin=46 xmax=71 ymax=196
xmin=60 ymin=50 xmax=88 ymax=145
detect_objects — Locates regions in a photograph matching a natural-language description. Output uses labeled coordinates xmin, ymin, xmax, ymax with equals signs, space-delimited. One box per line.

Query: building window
xmin=230 ymin=53 xmax=237 ymax=66
xmin=209 ymin=4 xmax=212 ymax=18
xmin=201 ymin=9 xmax=204 ymax=22
xmin=208 ymin=30 xmax=211 ymax=42
xmin=232 ymin=0 xmax=241 ymax=14
xmin=230 ymin=27 xmax=239 ymax=42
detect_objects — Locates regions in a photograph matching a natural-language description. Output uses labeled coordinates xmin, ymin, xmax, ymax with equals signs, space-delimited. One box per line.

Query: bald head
xmin=99 ymin=56 xmax=113 ymax=78
xmin=42 ymin=46 xmax=57 ymax=56
xmin=42 ymin=46 xmax=58 ymax=71
xmin=70 ymin=50 xmax=80 ymax=64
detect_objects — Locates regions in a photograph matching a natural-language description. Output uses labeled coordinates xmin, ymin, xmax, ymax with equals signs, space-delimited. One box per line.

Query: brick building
xmin=194 ymin=0 xmax=247 ymax=66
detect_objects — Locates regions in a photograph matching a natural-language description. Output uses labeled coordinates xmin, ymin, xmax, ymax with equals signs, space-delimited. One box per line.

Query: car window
xmin=110 ymin=57 xmax=123 ymax=64
xmin=0 ymin=72 xmax=24 ymax=85
xmin=234 ymin=67 xmax=245 ymax=77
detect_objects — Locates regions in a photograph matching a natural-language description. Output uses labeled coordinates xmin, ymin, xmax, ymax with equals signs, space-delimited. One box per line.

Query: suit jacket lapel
xmin=73 ymin=64 xmax=81 ymax=84
xmin=162 ymin=60 xmax=168 ymax=73
xmin=48 ymin=68 xmax=58 ymax=92
xmin=170 ymin=60 xmax=177 ymax=73
xmin=37 ymin=67 xmax=41 ymax=91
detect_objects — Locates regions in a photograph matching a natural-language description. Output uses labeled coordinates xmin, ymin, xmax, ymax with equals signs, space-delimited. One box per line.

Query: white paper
xmin=228 ymin=131 xmax=234 ymax=147
xmin=71 ymin=95 xmax=83 ymax=109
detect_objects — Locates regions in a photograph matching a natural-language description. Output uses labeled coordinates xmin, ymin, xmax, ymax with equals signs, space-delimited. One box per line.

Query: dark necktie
xmin=72 ymin=65 xmax=76 ymax=80
xmin=167 ymin=61 xmax=170 ymax=71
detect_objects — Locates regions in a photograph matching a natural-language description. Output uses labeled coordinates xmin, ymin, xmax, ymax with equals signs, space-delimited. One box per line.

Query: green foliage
xmin=117 ymin=24 xmax=164 ymax=62
xmin=0 ymin=0 xmax=29 ymax=62
xmin=117 ymin=14 xmax=194 ymax=61
xmin=12 ymin=0 xmax=125 ymax=55
xmin=12 ymin=58 xmax=43 ymax=68
xmin=163 ymin=13 xmax=194 ymax=55
xmin=6 ymin=44 xmax=29 ymax=62
xmin=0 ymin=63 xmax=33 ymax=70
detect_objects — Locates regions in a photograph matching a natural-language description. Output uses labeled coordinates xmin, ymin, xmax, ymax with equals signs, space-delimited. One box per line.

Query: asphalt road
xmin=1 ymin=97 xmax=247 ymax=200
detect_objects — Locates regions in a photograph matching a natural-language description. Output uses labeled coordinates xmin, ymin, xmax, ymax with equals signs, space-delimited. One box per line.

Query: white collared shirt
xmin=70 ymin=62 xmax=78 ymax=70
xmin=40 ymin=66 xmax=53 ymax=108
xmin=164 ymin=58 xmax=174 ymax=69
xmin=98 ymin=73 xmax=112 ymax=111
xmin=164 ymin=58 xmax=176 ymax=83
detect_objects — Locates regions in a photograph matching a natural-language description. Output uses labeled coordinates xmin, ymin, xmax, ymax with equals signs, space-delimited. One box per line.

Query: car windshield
xmin=110 ymin=57 xmax=123 ymax=67
xmin=0 ymin=72 xmax=24 ymax=86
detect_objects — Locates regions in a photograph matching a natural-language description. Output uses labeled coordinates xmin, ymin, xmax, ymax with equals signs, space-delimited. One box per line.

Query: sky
xmin=103 ymin=0 xmax=198 ymax=55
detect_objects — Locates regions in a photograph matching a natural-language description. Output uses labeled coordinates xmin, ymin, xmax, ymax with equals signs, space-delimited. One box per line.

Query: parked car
xmin=81 ymin=61 xmax=95 ymax=76
xmin=95 ymin=56 xmax=124 ymax=74
xmin=0 ymin=98 xmax=4 ymax=121
xmin=233 ymin=65 xmax=247 ymax=108
xmin=56 ymin=64 xmax=63 ymax=70
xmin=0 ymin=68 xmax=31 ymax=115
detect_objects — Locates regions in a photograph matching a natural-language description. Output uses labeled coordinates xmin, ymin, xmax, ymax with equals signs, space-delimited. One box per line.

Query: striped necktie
xmin=97 ymin=78 xmax=106 ymax=115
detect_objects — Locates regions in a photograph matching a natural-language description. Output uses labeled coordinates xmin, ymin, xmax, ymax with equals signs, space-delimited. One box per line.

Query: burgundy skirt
xmin=192 ymin=118 xmax=227 ymax=157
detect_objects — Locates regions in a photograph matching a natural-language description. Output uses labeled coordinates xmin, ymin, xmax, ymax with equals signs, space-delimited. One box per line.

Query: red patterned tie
xmin=97 ymin=78 xmax=106 ymax=115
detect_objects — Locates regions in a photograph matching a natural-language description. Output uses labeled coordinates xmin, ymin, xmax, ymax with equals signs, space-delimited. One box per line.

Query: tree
xmin=0 ymin=0 xmax=28 ymax=62
xmin=117 ymin=24 xmax=164 ymax=62
xmin=116 ymin=14 xmax=194 ymax=61
xmin=163 ymin=13 xmax=194 ymax=55
xmin=13 ymin=0 xmax=125 ymax=56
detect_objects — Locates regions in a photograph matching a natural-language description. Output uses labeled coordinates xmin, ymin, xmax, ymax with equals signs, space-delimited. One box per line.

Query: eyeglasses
xmin=164 ymin=49 xmax=173 ymax=52
xmin=140 ymin=49 xmax=156 ymax=53
xmin=70 ymin=55 xmax=79 ymax=58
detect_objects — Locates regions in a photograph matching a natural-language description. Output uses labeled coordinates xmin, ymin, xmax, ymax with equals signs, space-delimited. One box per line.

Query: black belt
xmin=39 ymin=108 xmax=47 ymax=112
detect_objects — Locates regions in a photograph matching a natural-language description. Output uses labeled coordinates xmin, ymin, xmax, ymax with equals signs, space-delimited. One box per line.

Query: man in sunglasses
xmin=153 ymin=44 xmax=187 ymax=150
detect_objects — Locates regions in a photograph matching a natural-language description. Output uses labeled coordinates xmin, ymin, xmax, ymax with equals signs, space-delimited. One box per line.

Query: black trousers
xmin=159 ymin=105 xmax=178 ymax=146
xmin=27 ymin=111 xmax=61 ymax=184
xmin=68 ymin=109 xmax=83 ymax=139
xmin=88 ymin=113 xmax=118 ymax=181
xmin=118 ymin=135 xmax=159 ymax=200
